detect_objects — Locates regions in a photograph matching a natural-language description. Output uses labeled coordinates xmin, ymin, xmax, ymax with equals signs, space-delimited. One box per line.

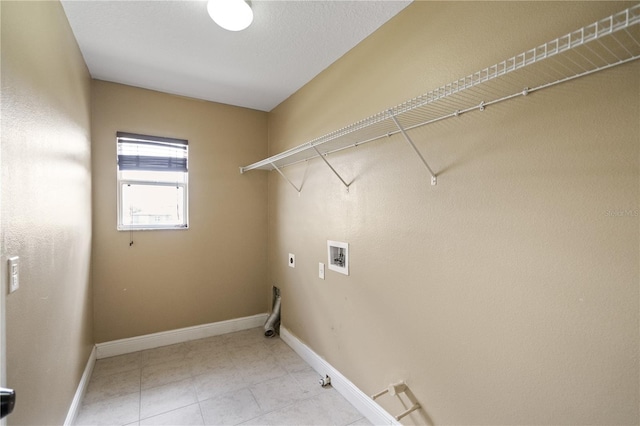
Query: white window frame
xmin=116 ymin=132 xmax=189 ymax=231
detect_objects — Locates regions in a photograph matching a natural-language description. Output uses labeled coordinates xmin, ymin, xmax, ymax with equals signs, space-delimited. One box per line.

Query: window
xmin=117 ymin=132 xmax=189 ymax=230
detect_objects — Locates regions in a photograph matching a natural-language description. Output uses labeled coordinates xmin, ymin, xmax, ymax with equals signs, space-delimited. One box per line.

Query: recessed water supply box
xmin=327 ymin=240 xmax=349 ymax=275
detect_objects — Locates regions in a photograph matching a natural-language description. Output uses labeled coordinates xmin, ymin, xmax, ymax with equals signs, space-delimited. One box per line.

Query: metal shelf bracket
xmin=389 ymin=113 xmax=437 ymax=186
xmin=239 ymin=5 xmax=640 ymax=193
xmin=271 ymin=162 xmax=302 ymax=194
xmin=311 ymin=145 xmax=351 ymax=192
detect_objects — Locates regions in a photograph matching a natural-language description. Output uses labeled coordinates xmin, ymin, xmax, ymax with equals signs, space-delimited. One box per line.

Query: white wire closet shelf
xmin=240 ymin=5 xmax=640 ymax=189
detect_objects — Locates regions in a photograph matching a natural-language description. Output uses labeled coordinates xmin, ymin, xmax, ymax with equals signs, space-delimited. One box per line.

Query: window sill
xmin=117 ymin=225 xmax=189 ymax=231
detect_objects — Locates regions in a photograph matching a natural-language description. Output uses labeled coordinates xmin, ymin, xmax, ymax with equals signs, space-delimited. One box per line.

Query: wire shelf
xmin=240 ymin=5 xmax=640 ymax=182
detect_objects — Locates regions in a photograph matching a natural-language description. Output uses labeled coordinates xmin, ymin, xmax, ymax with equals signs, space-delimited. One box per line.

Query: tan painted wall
xmin=268 ymin=2 xmax=639 ymax=424
xmin=91 ymin=81 xmax=268 ymax=343
xmin=1 ymin=1 xmax=94 ymax=424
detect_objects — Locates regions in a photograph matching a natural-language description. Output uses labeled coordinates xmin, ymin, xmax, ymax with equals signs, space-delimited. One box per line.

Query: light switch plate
xmin=8 ymin=256 xmax=19 ymax=293
xmin=319 ymin=263 xmax=325 ymax=280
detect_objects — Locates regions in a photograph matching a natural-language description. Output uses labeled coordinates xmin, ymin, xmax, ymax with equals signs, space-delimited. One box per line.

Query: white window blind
xmin=117 ymin=132 xmax=188 ymax=172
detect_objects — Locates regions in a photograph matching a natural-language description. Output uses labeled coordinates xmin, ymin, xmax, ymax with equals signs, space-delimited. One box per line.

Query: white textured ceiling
xmin=61 ymin=0 xmax=411 ymax=111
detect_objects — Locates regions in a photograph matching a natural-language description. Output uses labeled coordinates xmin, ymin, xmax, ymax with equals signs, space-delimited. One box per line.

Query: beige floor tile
xmin=141 ymin=343 xmax=188 ymax=367
xmin=83 ymin=369 xmax=141 ymax=405
xmin=193 ymin=366 xmax=247 ymax=401
xmin=77 ymin=329 xmax=366 ymax=426
xmin=308 ymin=389 xmax=364 ymax=425
xmin=249 ymin=374 xmax=306 ymax=412
xmin=222 ymin=329 xmax=265 ymax=349
xmin=92 ymin=352 xmax=142 ymax=379
xmin=140 ymin=378 xmax=198 ymax=419
xmin=236 ymin=355 xmax=289 ymax=386
xmin=237 ymin=414 xmax=277 ymax=426
xmin=140 ymin=403 xmax=204 ymax=425
xmin=267 ymin=340 xmax=309 ymax=372
xmin=265 ymin=339 xmax=293 ymax=357
xmin=276 ymin=352 xmax=310 ymax=373
xmin=250 ymin=388 xmax=361 ymax=426
xmin=229 ymin=343 xmax=273 ymax=363
xmin=141 ymin=358 xmax=192 ymax=389
xmin=184 ymin=335 xmax=228 ymax=356
xmin=200 ymin=388 xmax=262 ymax=425
xmin=347 ymin=417 xmax=373 ymax=425
xmin=75 ymin=392 xmax=139 ymax=426
xmin=290 ymin=367 xmax=324 ymax=396
xmin=187 ymin=350 xmax=235 ymax=376
xmin=245 ymin=405 xmax=320 ymax=426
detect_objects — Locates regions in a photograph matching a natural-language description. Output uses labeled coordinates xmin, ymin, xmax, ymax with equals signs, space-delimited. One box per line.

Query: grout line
xmin=241 ymin=384 xmax=339 ymax=425
xmin=79 ymin=328 xmax=364 ymax=425
xmin=137 ymin=368 xmax=142 ymax=424
xmin=196 ymin=399 xmax=206 ymax=425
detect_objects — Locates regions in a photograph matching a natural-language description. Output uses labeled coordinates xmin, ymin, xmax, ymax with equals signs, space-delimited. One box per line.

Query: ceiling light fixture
xmin=207 ymin=0 xmax=253 ymax=32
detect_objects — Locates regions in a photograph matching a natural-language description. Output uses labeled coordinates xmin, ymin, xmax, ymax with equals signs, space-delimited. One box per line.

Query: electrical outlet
xmin=319 ymin=262 xmax=325 ymax=280
xmin=288 ymin=253 xmax=295 ymax=268
xmin=8 ymin=257 xmax=19 ymax=293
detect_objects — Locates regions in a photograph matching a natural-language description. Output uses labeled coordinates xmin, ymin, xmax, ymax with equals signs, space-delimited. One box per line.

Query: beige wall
xmin=1 ymin=1 xmax=94 ymax=425
xmin=268 ymin=2 xmax=639 ymax=425
xmin=1 ymin=1 xmax=637 ymax=424
xmin=91 ymin=81 xmax=268 ymax=343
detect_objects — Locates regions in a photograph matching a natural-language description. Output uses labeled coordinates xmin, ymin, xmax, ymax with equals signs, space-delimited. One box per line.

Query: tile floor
xmin=75 ymin=327 xmax=371 ymax=425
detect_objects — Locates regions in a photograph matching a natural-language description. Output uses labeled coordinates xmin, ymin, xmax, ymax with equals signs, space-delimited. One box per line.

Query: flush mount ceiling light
xmin=207 ymin=0 xmax=253 ymax=32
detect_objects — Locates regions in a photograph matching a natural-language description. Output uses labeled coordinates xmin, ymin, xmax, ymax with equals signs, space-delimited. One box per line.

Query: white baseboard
xmin=64 ymin=345 xmax=96 ymax=426
xmin=67 ymin=314 xmax=267 ymax=423
xmin=96 ymin=313 xmax=268 ymax=359
xmin=73 ymin=318 xmax=392 ymax=425
xmin=280 ymin=327 xmax=399 ymax=426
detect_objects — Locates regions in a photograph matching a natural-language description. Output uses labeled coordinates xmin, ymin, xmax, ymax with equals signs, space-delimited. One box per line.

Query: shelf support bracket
xmin=271 ymin=162 xmax=301 ymax=194
xmin=311 ymin=145 xmax=350 ymax=191
xmin=389 ymin=114 xmax=437 ymax=185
